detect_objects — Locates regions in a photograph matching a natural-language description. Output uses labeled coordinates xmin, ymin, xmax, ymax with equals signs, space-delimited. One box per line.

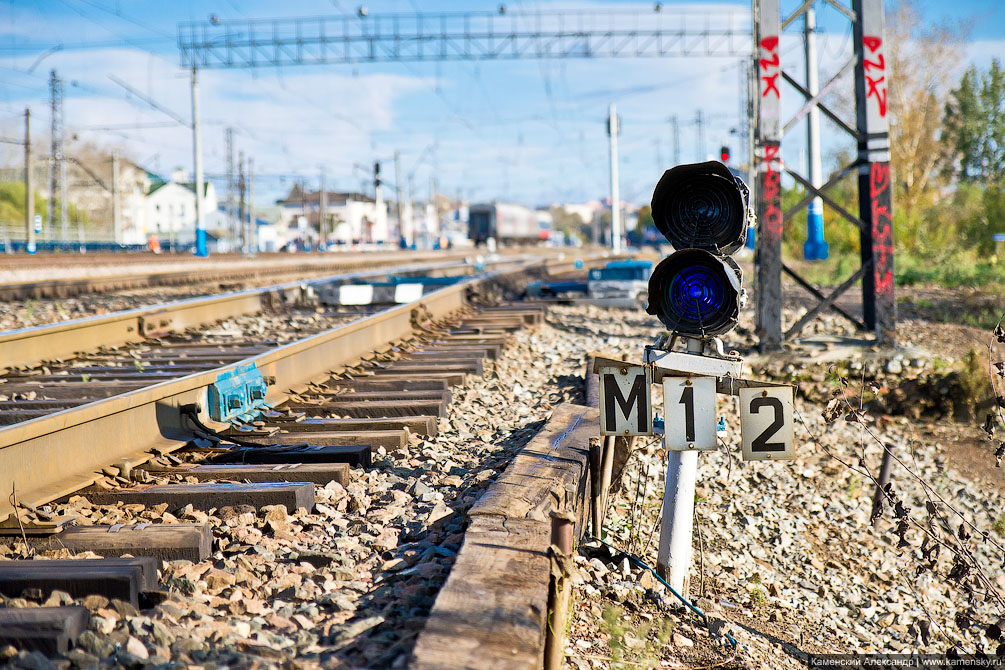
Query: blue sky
xmin=0 ymin=0 xmax=1001 ymax=208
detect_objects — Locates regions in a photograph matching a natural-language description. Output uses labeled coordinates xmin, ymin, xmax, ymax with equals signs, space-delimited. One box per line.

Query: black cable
xmin=179 ymin=403 xmax=308 ymax=450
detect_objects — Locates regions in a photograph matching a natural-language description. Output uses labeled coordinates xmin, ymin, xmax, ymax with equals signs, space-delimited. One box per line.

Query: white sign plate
xmin=663 ymin=376 xmax=717 ymax=451
xmin=739 ymin=386 xmax=795 ymax=460
xmin=598 ymin=365 xmax=652 ymax=436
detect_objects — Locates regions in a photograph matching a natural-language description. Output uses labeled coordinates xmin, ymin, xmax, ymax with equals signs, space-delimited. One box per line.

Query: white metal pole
xmin=320 ymin=168 xmax=327 ymax=250
xmin=804 ymin=6 xmax=828 ymax=260
xmin=656 ymin=337 xmax=702 ymax=595
xmin=376 ymin=167 xmax=384 ymax=245
xmin=394 ymin=151 xmax=405 ymax=248
xmin=191 ymin=66 xmax=207 ymax=256
xmin=608 ymin=103 xmax=621 ymax=254
xmin=111 ymin=151 xmax=120 ymax=246
xmin=25 ymin=108 xmax=34 ymax=254
xmin=249 ymin=158 xmax=256 ymax=254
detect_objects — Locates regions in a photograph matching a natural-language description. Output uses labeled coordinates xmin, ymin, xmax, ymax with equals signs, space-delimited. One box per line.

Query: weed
xmin=846 ymin=475 xmax=863 ymax=499
xmin=80 ymin=374 xmax=90 ymax=383
xmin=958 ymin=348 xmax=992 ymax=408
xmin=24 ymin=299 xmax=35 ymax=321
xmin=748 ymin=573 xmax=762 ymax=584
xmin=601 ymin=604 xmax=626 ymax=662
xmin=653 ymin=618 xmax=675 ymax=646
xmin=993 ymin=514 xmax=1005 ymax=537
xmin=750 ymin=586 xmax=767 ymax=607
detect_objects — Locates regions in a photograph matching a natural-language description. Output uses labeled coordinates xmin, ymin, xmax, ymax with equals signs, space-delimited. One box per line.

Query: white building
xmin=277 ymin=185 xmax=389 ymax=247
xmin=146 ymin=168 xmax=218 ymax=247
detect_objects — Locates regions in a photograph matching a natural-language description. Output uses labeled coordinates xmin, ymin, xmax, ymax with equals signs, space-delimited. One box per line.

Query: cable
xmin=179 ymin=403 xmax=308 ymax=450
xmin=587 ymin=534 xmax=739 ymax=648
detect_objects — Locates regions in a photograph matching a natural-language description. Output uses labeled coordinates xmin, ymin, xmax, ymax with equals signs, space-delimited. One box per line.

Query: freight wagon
xmin=468 ymin=202 xmax=545 ymax=245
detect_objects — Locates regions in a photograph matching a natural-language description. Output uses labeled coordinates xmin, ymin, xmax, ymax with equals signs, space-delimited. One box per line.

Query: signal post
xmin=597 ymin=161 xmax=796 ymax=597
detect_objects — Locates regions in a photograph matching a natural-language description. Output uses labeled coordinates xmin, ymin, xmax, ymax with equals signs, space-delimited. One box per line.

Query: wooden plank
xmin=326 ymin=378 xmax=449 ymax=392
xmin=306 ymin=390 xmax=451 ymax=404
xmin=213 ymin=444 xmax=371 ymax=467
xmin=412 ymin=404 xmax=598 ymax=670
xmin=255 ymin=416 xmax=437 ymax=437
xmin=0 ymin=557 xmax=157 ymax=608
xmin=28 ymin=523 xmax=212 ymax=562
xmin=375 ymin=361 xmax=483 ymax=375
xmin=146 ymin=463 xmax=349 ymax=486
xmin=0 ymin=606 xmax=89 ymax=655
xmin=288 ymin=399 xmax=447 ymax=419
xmin=236 ymin=429 xmax=405 ymax=450
xmin=79 ymin=482 xmax=315 ymax=513
xmin=348 ymin=372 xmax=466 ymax=387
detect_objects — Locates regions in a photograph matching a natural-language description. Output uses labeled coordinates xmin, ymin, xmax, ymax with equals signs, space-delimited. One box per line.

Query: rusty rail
xmin=0 ymin=253 xmax=619 ymax=523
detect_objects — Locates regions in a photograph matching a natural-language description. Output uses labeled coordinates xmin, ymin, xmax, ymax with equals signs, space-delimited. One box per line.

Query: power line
xmin=107 ymin=74 xmax=188 ymax=126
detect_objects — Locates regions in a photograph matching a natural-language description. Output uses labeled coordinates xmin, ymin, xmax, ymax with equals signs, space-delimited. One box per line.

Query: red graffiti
xmin=762 ymin=74 xmax=781 ymax=99
xmin=760 ymin=144 xmax=783 ymax=239
xmin=862 ymin=35 xmax=888 ymax=118
xmin=759 ymin=34 xmax=780 ymax=99
xmin=869 ymin=163 xmax=894 ymax=297
xmin=866 ymin=75 xmax=888 ymax=117
xmin=870 ymin=160 xmax=891 ymax=193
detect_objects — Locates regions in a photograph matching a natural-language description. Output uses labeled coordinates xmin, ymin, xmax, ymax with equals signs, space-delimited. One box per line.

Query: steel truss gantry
xmin=753 ymin=0 xmax=895 ymax=349
xmin=178 ymin=8 xmax=750 ymax=68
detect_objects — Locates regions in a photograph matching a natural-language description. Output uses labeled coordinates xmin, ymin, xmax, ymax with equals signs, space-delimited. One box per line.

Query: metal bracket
xmin=0 ymin=514 xmax=77 ymax=536
xmin=208 ymin=362 xmax=272 ymax=423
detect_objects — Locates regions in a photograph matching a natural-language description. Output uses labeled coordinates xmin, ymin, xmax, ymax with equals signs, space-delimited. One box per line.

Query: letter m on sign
xmin=599 ymin=365 xmax=652 ymax=436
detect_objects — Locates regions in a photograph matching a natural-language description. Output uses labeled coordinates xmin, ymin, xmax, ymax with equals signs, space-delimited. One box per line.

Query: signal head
xmin=646 ymin=248 xmax=742 ymax=338
xmin=651 ymin=160 xmax=748 ymax=255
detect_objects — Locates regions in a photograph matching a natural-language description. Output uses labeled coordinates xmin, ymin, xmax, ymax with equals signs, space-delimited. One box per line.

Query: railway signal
xmin=596 ymin=160 xmax=795 ymax=597
xmin=719 ymin=145 xmax=730 ymax=163
xmin=645 ymin=160 xmax=748 ymax=338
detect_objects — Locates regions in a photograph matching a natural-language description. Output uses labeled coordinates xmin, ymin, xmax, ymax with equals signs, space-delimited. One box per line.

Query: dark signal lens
xmin=651 ymin=160 xmax=748 ymax=255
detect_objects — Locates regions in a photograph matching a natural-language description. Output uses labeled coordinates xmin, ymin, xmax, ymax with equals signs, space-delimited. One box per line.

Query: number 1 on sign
xmin=663 ymin=377 xmax=717 ymax=451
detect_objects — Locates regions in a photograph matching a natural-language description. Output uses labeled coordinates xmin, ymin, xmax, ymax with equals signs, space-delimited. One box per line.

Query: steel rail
xmin=0 ymin=255 xmax=533 ymax=371
xmin=0 ymin=253 xmax=616 ymax=523
xmin=0 ymin=249 xmax=477 ymax=300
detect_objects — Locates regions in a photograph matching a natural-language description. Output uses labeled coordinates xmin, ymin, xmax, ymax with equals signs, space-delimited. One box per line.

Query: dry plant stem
xmin=695 ymin=509 xmax=706 ymax=598
xmin=838 ymin=392 xmax=1005 ymax=557
xmin=8 ymin=484 xmax=32 ymax=558
xmin=988 ymin=312 xmax=1005 ymax=449
xmin=799 ymin=413 xmax=1005 ymax=612
xmin=567 ymin=652 xmax=739 ymax=670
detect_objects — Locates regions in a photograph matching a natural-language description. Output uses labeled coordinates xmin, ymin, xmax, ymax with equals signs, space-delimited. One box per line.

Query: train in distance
xmin=468 ymin=202 xmax=552 ymax=246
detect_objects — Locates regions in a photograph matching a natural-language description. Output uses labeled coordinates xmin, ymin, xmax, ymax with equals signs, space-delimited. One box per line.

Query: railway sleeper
xmin=24 ymin=523 xmax=212 ymax=563
xmin=77 ymin=482 xmax=315 ymax=514
xmin=0 ymin=606 xmax=89 ymax=655
xmin=0 ymin=557 xmax=157 ymax=608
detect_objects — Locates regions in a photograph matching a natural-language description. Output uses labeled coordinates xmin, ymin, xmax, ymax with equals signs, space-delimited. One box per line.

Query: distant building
xmin=145 ymin=168 xmax=218 ymax=248
xmin=276 ymin=185 xmax=388 ymax=247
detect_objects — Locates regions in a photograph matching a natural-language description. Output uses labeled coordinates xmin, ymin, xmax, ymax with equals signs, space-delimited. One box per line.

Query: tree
xmin=944 ymin=59 xmax=1005 ymax=184
xmin=635 ymin=205 xmax=654 ymax=232
xmin=884 ymin=1 xmax=967 ymax=224
xmin=549 ymin=206 xmax=589 ymax=241
xmin=944 ymin=58 xmax=1005 ymax=253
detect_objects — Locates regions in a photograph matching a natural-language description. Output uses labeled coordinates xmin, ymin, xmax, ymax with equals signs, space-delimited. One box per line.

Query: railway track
xmin=0 ymin=249 xmax=485 ymax=301
xmin=0 ymin=252 xmax=619 ymax=667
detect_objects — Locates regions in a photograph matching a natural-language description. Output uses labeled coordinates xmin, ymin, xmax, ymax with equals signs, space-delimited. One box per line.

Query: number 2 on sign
xmin=739 ymin=387 xmax=795 ymax=460
xmin=663 ymin=377 xmax=717 ymax=451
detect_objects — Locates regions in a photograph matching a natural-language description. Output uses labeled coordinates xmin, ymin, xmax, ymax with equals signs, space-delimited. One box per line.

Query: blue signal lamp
xmin=646 ymin=248 xmax=743 ymax=337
